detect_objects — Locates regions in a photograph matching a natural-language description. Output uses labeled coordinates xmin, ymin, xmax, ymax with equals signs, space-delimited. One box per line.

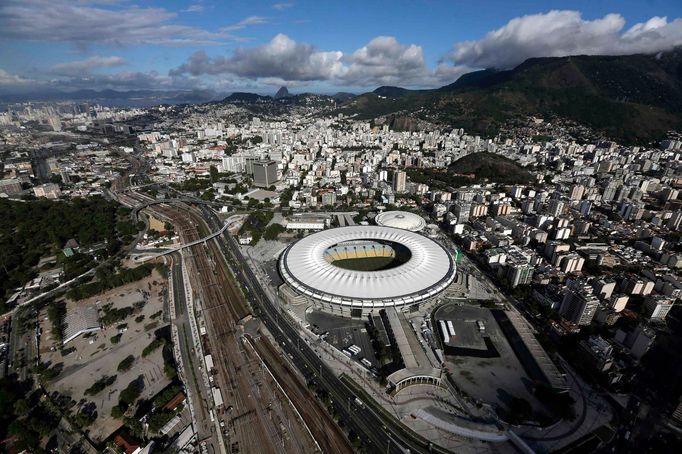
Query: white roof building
xmin=279 ymin=226 xmax=455 ymax=311
xmin=63 ymin=305 xmax=100 ymax=345
xmin=375 ymin=211 xmax=426 ymax=232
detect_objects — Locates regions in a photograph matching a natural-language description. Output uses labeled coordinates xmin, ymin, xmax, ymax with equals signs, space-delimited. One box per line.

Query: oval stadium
xmin=374 ymin=210 xmax=426 ymax=232
xmin=278 ymin=226 xmax=456 ymax=315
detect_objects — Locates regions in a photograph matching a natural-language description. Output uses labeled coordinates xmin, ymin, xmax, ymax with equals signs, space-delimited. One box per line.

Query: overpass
xmin=130 ymin=217 xmax=231 ymax=260
xmin=129 ymin=198 xmax=227 ymax=220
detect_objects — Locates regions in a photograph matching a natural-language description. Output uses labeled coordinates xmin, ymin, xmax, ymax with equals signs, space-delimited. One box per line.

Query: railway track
xmin=253 ymin=334 xmax=353 ymax=454
xmin=152 ymin=205 xmax=277 ymax=453
xmin=133 ymin=198 xmax=334 ymax=454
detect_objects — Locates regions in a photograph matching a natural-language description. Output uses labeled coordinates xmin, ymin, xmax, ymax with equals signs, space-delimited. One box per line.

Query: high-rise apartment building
xmin=393 ymin=170 xmax=406 ymax=192
xmin=560 ymin=281 xmax=600 ymax=325
xmin=253 ymin=160 xmax=278 ymax=188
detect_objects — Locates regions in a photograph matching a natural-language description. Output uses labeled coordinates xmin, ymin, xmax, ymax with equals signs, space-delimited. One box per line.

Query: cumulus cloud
xmin=444 ymin=10 xmax=682 ymax=69
xmin=62 ymin=70 xmax=206 ymax=92
xmin=170 ymin=34 xmax=464 ymax=88
xmin=0 ymin=0 xmax=258 ymax=46
xmin=341 ymin=37 xmax=425 ymax=86
xmin=51 ymin=56 xmax=126 ymax=76
xmin=171 ymin=34 xmax=346 ymax=81
xmin=341 ymin=36 xmax=463 ymax=87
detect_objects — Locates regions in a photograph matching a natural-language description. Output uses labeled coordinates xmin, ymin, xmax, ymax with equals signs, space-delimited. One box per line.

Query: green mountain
xmin=450 ymin=152 xmax=534 ymax=183
xmin=338 ymin=50 xmax=682 ymax=143
xmin=373 ymin=86 xmax=414 ymax=98
xmin=222 ymin=92 xmax=272 ymax=103
xmin=407 ymin=152 xmax=534 ymax=189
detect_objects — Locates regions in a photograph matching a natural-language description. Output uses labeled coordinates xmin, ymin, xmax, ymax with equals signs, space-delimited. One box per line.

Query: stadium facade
xmin=278 ymin=226 xmax=456 ymax=316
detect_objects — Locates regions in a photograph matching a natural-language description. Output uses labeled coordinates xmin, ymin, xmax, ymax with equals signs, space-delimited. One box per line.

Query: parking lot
xmin=306 ymin=310 xmax=379 ymax=368
xmin=434 ymin=303 xmax=548 ymax=420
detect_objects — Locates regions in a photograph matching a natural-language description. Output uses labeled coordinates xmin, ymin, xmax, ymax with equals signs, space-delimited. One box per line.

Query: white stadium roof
xmin=279 ymin=226 xmax=455 ymax=308
xmin=375 ymin=211 xmax=426 ymax=232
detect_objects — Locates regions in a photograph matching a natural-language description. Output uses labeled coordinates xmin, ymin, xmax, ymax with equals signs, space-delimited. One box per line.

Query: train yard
xmin=117 ymin=190 xmax=351 ymax=454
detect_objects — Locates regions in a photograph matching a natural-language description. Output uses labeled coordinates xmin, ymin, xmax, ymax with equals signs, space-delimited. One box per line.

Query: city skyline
xmin=1 ymin=0 xmax=682 ymax=95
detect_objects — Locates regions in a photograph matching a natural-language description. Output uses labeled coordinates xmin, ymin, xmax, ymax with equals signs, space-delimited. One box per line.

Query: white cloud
xmin=444 ymin=10 xmax=682 ymax=69
xmin=183 ymin=4 xmax=205 ymax=14
xmin=0 ymin=66 xmax=207 ymax=94
xmin=170 ymin=34 xmax=465 ymax=88
xmin=0 ymin=68 xmax=35 ymax=86
xmin=221 ymin=16 xmax=268 ymax=33
xmin=272 ymin=3 xmax=294 ymax=11
xmin=343 ymin=36 xmax=431 ymax=86
xmin=0 ymin=0 xmax=259 ymax=46
xmin=51 ymin=56 xmax=126 ymax=76
xmin=171 ymin=34 xmax=346 ymax=81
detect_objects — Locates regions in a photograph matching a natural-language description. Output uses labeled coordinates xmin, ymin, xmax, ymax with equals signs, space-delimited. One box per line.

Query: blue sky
xmin=1 ymin=0 xmax=681 ymax=94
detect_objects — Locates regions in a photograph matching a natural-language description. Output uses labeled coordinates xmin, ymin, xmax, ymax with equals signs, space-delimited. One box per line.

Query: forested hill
xmin=337 ymin=50 xmax=682 ymax=144
xmin=406 ymin=152 xmax=534 ymax=189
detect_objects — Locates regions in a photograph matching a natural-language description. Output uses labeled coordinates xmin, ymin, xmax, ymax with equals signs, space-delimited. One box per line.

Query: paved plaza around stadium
xmin=306 ymin=310 xmax=380 ymax=368
xmin=435 ymin=303 xmax=548 ymax=420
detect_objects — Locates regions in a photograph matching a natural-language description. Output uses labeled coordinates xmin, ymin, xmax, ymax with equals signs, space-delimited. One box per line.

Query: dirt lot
xmin=40 ymin=269 xmax=172 ymax=442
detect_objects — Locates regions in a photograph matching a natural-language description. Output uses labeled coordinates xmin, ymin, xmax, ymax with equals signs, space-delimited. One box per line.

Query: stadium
xmin=278 ymin=226 xmax=456 ymax=316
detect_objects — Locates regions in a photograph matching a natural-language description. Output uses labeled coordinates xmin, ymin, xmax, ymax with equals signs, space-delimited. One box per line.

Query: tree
xmin=142 ymin=338 xmax=164 ymax=357
xmin=201 ymin=189 xmax=215 ymax=201
xmin=13 ymin=399 xmax=30 ymax=416
xmin=124 ymin=416 xmax=144 ymax=438
xmin=118 ymin=379 xmax=143 ymax=409
xmin=0 ymin=196 xmax=132 ymax=298
xmin=263 ymin=223 xmax=285 ymax=241
xmin=210 ymin=165 xmax=219 ymax=183
xmin=118 ymin=355 xmax=135 ymax=372
xmin=111 ymin=405 xmax=124 ymax=419
xmin=8 ymin=420 xmax=40 ymax=452
xmin=164 ymin=362 xmax=177 ymax=379
xmin=85 ymin=375 xmax=116 ymax=395
xmin=147 ymin=410 xmax=176 ymax=433
xmin=73 ymin=402 xmax=98 ymax=428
